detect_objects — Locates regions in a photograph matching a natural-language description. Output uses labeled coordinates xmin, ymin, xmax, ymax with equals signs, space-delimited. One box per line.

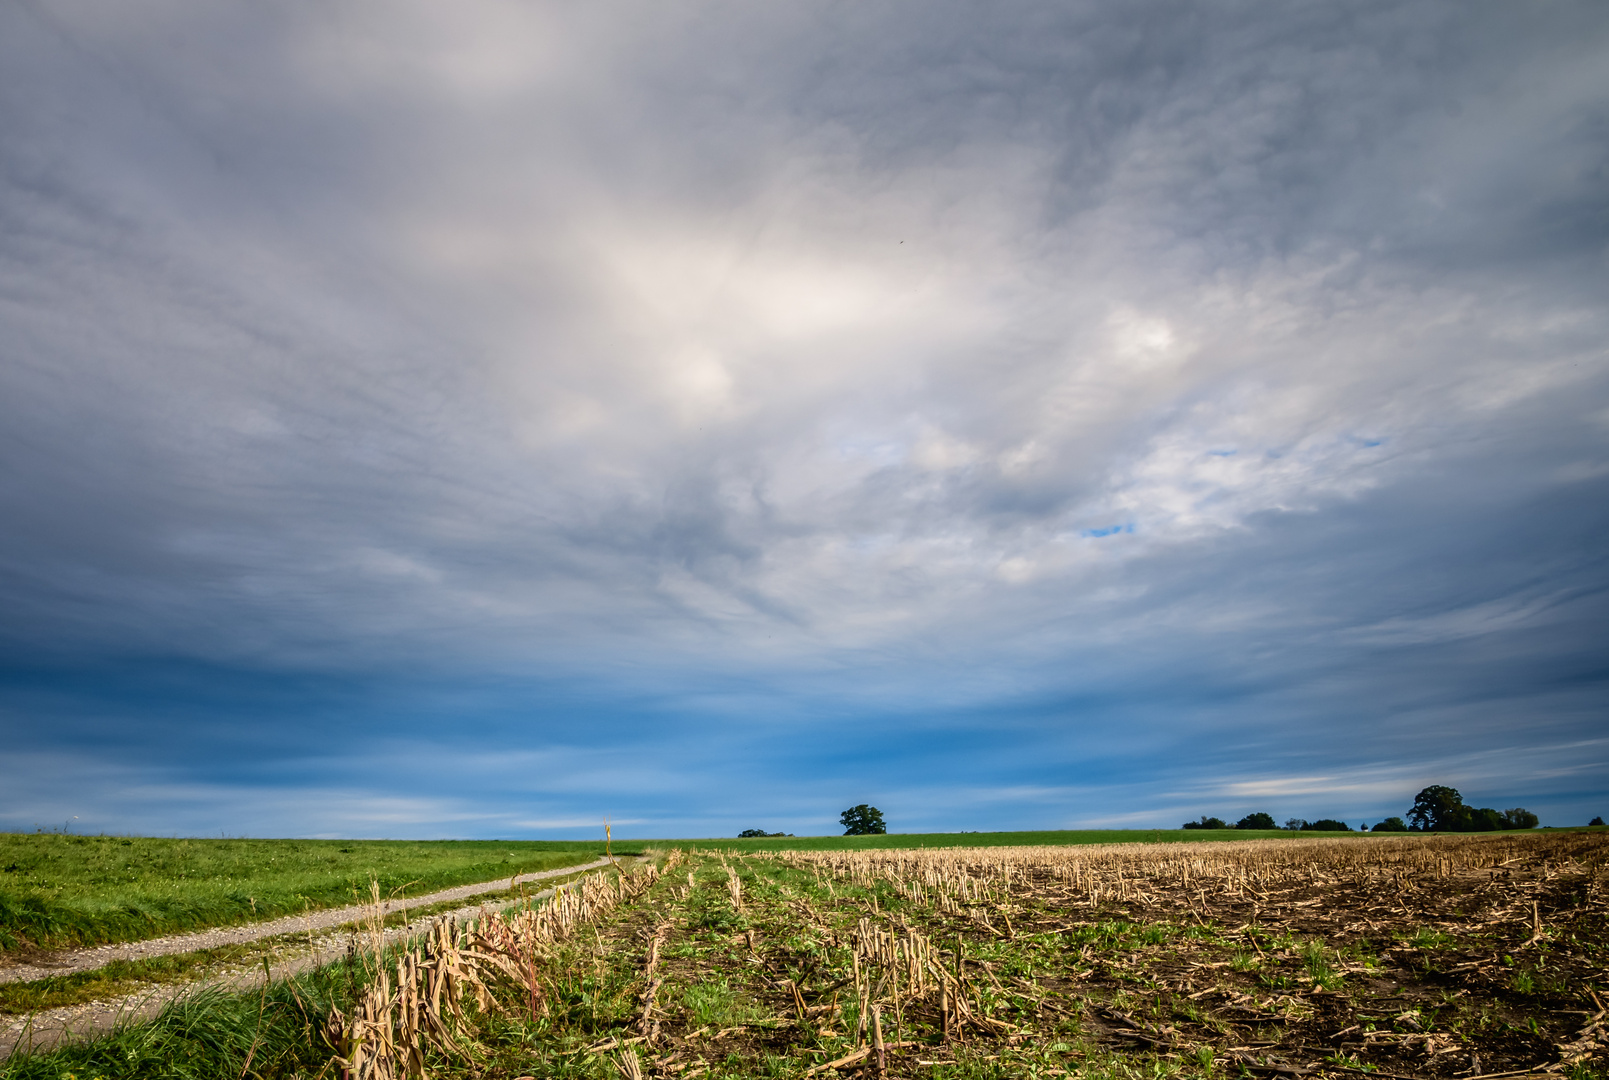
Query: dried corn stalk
xmin=330 ymin=863 xmax=661 ymax=1080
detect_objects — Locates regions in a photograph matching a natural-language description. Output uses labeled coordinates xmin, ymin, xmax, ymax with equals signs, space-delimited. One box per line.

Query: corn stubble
xmin=17 ymin=835 xmax=1604 ymax=1080
xmin=327 ymin=860 xmax=667 ymax=1080
xmin=301 ymin=832 xmax=1608 ymax=1080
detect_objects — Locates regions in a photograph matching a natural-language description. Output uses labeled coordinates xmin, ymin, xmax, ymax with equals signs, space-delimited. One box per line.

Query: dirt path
xmin=0 ymin=856 xmax=611 ymax=986
xmin=0 ymin=856 xmax=618 ymax=1061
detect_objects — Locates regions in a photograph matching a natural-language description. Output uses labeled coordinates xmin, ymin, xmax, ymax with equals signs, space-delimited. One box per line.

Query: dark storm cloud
xmin=1 ymin=0 xmax=1606 ymax=835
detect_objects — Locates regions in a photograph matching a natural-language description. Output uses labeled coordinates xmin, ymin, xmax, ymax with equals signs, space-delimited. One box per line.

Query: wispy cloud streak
xmin=1 ymin=1 xmax=1606 ymax=835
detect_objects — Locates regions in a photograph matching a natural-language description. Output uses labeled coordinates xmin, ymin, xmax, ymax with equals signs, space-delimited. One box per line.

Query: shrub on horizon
xmin=1235 ymin=812 xmax=1276 ymax=830
xmin=1182 ymin=816 xmax=1228 ymax=830
xmin=1372 ymin=816 xmax=1408 ymax=832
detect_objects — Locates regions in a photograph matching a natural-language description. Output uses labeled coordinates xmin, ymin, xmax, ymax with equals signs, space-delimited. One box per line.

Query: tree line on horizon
xmin=733 ymin=790 xmax=1606 ymax=840
xmin=739 ymin=805 xmax=888 ymax=838
xmin=1183 ymin=786 xmax=1541 ymax=833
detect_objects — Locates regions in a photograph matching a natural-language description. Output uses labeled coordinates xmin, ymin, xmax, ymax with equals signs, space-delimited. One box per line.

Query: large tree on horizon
xmin=1408 ymin=785 xmax=1467 ymax=831
xmin=840 ymin=805 xmax=887 ymax=835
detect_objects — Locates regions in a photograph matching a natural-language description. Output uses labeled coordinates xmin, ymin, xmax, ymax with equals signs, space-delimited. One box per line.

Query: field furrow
xmin=2 ymin=832 xmax=1604 ymax=1080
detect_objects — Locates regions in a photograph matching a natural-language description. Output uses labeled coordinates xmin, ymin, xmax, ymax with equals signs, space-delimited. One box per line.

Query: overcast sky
xmin=2 ymin=1 xmax=1606 ymax=838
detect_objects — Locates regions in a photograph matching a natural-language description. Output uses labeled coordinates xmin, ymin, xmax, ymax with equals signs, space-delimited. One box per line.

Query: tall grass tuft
xmin=0 ymin=969 xmax=345 ymax=1080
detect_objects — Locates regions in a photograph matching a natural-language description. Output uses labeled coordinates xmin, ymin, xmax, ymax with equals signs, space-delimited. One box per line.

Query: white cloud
xmin=0 ymin=0 xmax=1605 ymax=835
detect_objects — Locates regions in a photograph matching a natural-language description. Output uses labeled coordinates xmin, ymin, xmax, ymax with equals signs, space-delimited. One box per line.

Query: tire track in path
xmin=0 ymin=856 xmax=618 ymax=1060
xmin=0 ymin=857 xmax=611 ymax=985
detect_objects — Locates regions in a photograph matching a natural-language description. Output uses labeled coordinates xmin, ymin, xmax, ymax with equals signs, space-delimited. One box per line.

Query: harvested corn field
xmin=5 ymin=832 xmax=1606 ymax=1080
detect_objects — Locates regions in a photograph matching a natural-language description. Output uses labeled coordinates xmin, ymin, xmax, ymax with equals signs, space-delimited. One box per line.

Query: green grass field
xmin=0 ymin=827 xmax=1417 ymax=954
xmin=0 ymin=834 xmax=613 ymax=952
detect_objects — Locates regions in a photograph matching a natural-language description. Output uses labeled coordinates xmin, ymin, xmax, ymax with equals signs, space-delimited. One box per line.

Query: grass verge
xmin=0 ymin=864 xmax=610 ymax=1014
xmin=0 ymin=835 xmax=614 ymax=953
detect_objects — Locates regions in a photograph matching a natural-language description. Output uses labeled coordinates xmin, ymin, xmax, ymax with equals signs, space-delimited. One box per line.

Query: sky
xmin=1 ymin=1 xmax=1606 ymax=839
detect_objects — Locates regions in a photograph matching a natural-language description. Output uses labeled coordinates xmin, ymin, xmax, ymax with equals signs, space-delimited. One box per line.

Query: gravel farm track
xmin=0 ymin=856 xmax=615 ymax=1059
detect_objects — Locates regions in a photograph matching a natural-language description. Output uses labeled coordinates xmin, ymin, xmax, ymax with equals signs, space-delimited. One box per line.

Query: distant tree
xmin=840 ymin=805 xmax=887 ymax=835
xmin=1182 ymin=816 xmax=1227 ymax=830
xmin=1372 ymin=817 xmax=1408 ymax=832
xmin=1301 ymin=819 xmax=1352 ymax=831
xmin=1591 ymin=816 xmax=1605 ymax=827
xmin=1500 ymin=808 xmax=1538 ymax=830
xmin=738 ymin=829 xmax=767 ymax=838
xmin=1405 ymin=787 xmax=1539 ymax=832
xmin=1285 ymin=818 xmax=1307 ymax=831
xmin=1408 ymin=785 xmax=1466 ymax=832
xmin=1236 ymin=812 xmax=1276 ymax=830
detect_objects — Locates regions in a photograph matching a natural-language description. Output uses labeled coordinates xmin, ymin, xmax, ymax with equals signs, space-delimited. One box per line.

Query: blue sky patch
xmin=0 ymin=1 xmax=1604 ymax=837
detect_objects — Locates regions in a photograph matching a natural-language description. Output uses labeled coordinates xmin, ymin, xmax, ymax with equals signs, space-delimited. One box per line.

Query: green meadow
xmin=0 ymin=834 xmax=609 ymax=952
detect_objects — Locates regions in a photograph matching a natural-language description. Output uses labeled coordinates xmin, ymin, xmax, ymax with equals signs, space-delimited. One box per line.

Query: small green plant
xmin=1300 ymin=941 xmax=1344 ymax=990
xmin=682 ymin=977 xmax=760 ymax=1028
xmin=1539 ymin=971 xmax=1573 ymax=995
xmin=1341 ymin=942 xmax=1380 ymax=970
xmin=1258 ymin=928 xmax=1299 ymax=951
xmin=1402 ymin=926 xmax=1454 ymax=950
